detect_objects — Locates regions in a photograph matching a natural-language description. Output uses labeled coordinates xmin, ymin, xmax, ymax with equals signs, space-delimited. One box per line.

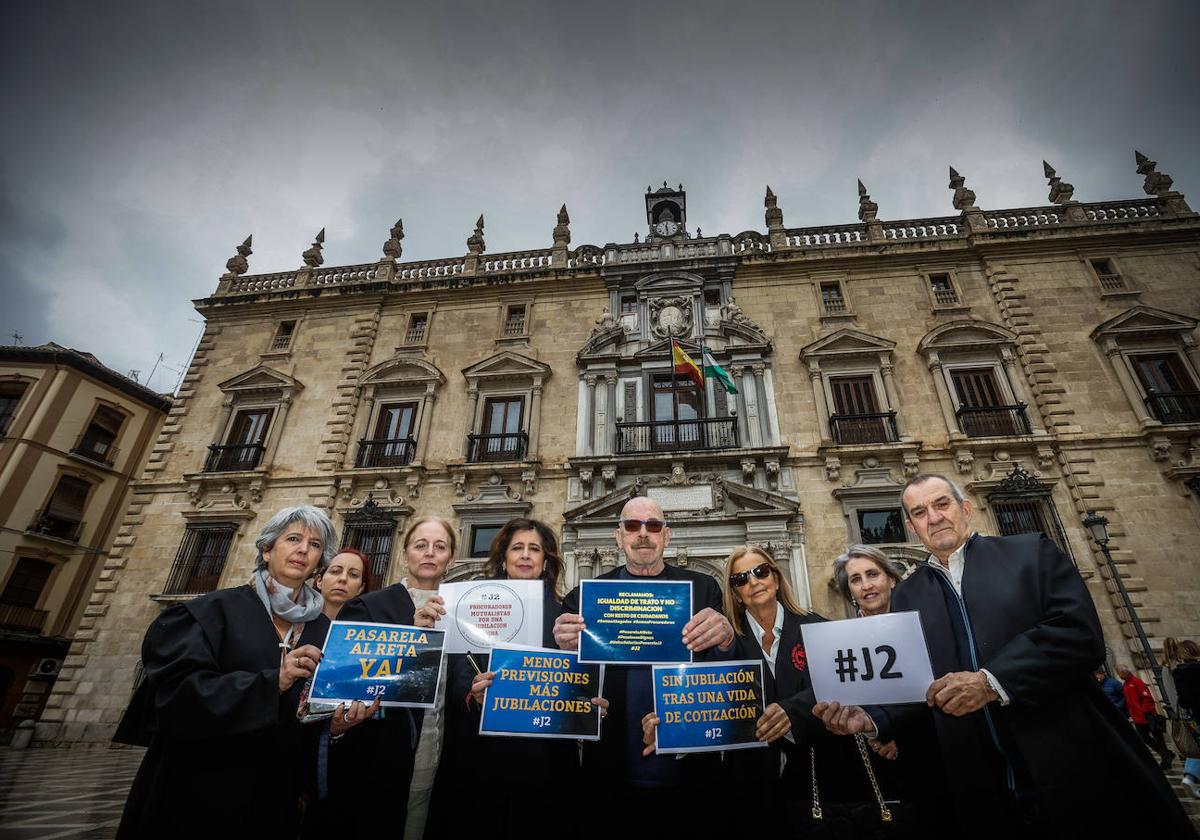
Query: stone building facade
xmin=0 ymin=344 xmax=169 ymax=730
xmin=39 ymin=154 xmax=1200 ymax=744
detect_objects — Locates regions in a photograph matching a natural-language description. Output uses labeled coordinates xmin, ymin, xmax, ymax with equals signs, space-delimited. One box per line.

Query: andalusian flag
xmin=702 ymin=349 xmax=738 ymax=395
xmin=671 ymin=339 xmax=704 ymax=388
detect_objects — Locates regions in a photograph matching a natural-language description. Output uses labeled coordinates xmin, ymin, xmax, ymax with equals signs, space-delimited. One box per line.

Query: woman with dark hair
xmin=115 ymin=506 xmax=374 ymax=839
xmin=314 ymin=547 xmax=371 ymax=621
xmin=425 ymin=517 xmax=584 ymax=840
xmin=832 ymin=543 xmax=904 ymax=618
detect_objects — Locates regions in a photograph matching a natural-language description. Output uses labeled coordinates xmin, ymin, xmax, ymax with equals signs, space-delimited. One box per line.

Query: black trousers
xmin=1134 ymin=714 xmax=1174 ymax=764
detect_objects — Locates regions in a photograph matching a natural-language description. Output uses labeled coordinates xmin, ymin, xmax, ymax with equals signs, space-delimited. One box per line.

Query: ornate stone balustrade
xmin=395 ymin=257 xmax=465 ymax=280
xmin=784 ymin=224 xmax=867 ymax=247
xmin=981 ymin=207 xmax=1063 ymax=229
xmin=312 ymin=263 xmax=379 ymax=285
xmin=480 ymin=250 xmax=554 ymax=273
xmin=880 ymin=217 xmax=962 ymax=239
xmin=228 ymin=271 xmax=298 ymax=293
xmin=1083 ymin=200 xmax=1160 ymax=221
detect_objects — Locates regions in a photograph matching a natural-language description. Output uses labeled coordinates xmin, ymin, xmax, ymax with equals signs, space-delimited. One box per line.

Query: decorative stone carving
xmin=590 ymin=308 xmax=617 ymax=337
xmin=667 ymin=462 xmax=688 ymax=485
xmin=948 ymin=166 xmax=977 ymax=210
xmin=1149 ymin=436 xmax=1172 ymax=462
xmin=302 ymin=228 xmax=325 ymax=267
xmin=857 ymin=179 xmax=878 ymax=222
xmin=452 ymin=471 xmax=467 ymax=496
xmin=405 ymin=473 xmax=421 ymax=499
xmin=223 ymin=235 xmax=252 ymax=277
xmin=578 ymin=467 xmax=594 ymax=499
xmin=649 ymin=296 xmax=693 ymax=339
xmin=764 ymin=459 xmax=780 ymax=490
xmin=673 ymin=546 xmax=689 ymax=567
xmin=824 ymin=456 xmax=841 ymax=481
xmin=1036 ymin=446 xmax=1056 ymax=471
xmin=764 ymin=185 xmax=784 ymax=229
xmin=1135 ymin=150 xmax=1174 ymax=197
xmin=601 ymin=464 xmax=617 ymax=491
xmin=382 ymin=219 xmax=404 ymax=260
xmin=903 ymin=453 xmax=921 ymax=478
xmin=741 ymin=458 xmax=756 ymax=484
xmin=1043 ymin=161 xmax=1075 ymax=204
xmin=552 ymin=204 xmax=571 ymax=247
xmin=467 ymin=214 xmax=486 ymax=255
xmin=522 ymin=469 xmax=538 ymax=497
xmin=955 ymin=448 xmax=975 ymax=475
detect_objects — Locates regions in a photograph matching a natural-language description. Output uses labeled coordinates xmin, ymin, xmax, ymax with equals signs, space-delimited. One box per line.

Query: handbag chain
xmin=854 ymin=734 xmax=894 ymax=823
xmin=809 ymin=747 xmax=823 ymax=820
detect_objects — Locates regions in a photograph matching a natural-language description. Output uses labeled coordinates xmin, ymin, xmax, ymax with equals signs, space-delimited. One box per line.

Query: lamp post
xmin=1082 ymin=511 xmax=1172 ymax=716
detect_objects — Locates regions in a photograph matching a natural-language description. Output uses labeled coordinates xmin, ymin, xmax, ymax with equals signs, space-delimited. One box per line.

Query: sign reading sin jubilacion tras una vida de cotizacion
xmin=652 ymin=660 xmax=768 ymax=753
xmin=309 ymin=620 xmax=445 ymax=709
xmin=479 ymin=644 xmax=604 ymax=740
xmin=578 ymin=579 xmax=692 ymax=664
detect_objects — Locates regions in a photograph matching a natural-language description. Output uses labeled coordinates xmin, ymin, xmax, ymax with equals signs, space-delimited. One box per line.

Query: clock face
xmin=655 ymin=220 xmax=679 ymax=237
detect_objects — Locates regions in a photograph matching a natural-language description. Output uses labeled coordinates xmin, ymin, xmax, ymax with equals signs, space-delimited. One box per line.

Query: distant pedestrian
xmin=1096 ymin=668 xmax=1127 ymax=715
xmin=1117 ymin=663 xmax=1175 ymax=771
xmin=1164 ymin=639 xmax=1200 ymax=799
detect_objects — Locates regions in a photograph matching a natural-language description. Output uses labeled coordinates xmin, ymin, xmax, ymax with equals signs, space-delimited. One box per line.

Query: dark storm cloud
xmin=2 ymin=1 xmax=1197 ymax=387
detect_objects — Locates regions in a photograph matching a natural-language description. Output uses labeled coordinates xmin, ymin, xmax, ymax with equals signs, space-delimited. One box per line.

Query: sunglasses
xmin=620 ymin=518 xmax=666 ymax=534
xmin=729 ymin=562 xmax=773 ymax=588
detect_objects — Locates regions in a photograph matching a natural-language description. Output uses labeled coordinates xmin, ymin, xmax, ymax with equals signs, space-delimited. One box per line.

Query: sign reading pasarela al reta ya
xmin=310 ymin=621 xmax=444 ymax=709
xmin=652 ymin=660 xmax=768 ymax=753
xmin=479 ymin=643 xmax=604 ymax=740
xmin=436 ymin=579 xmax=543 ymax=655
xmin=801 ymin=611 xmax=936 ymax=706
xmin=578 ymin=579 xmax=692 ymax=664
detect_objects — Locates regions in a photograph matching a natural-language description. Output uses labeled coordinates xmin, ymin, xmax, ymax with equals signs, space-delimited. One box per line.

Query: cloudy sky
xmin=2 ymin=0 xmax=1197 ymax=392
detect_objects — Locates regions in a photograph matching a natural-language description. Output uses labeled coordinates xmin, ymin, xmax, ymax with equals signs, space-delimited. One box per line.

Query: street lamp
xmin=1082 ymin=511 xmax=1172 ymax=715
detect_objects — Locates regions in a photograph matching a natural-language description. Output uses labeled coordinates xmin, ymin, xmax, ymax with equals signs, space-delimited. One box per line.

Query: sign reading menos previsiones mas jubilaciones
xmin=479 ymin=644 xmax=603 ymax=740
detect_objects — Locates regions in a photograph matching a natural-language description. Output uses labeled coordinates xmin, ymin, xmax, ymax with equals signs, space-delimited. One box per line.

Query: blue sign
xmin=479 ymin=644 xmax=604 ymax=740
xmin=310 ymin=620 xmax=445 ymax=709
xmin=578 ymin=579 xmax=692 ymax=664
xmin=652 ymin=660 xmax=768 ymax=753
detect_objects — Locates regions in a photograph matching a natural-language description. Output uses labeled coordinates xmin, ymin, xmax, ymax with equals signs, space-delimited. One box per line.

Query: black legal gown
xmin=114 ymin=584 xmax=329 ymax=839
xmin=425 ymin=578 xmax=576 ymax=840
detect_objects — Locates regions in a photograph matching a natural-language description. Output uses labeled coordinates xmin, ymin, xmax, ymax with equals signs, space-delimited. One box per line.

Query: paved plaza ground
xmin=0 ymin=747 xmax=143 ymax=840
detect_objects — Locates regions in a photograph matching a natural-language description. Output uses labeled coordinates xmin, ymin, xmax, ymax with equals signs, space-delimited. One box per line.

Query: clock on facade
xmin=654 ymin=220 xmax=679 ymax=237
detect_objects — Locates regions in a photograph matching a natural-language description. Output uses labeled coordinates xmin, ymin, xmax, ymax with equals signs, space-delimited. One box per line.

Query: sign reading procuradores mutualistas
xmin=479 ymin=643 xmax=604 ymax=740
xmin=310 ymin=620 xmax=445 ymax=708
xmin=436 ymin=579 xmax=543 ymax=655
xmin=652 ymin=660 xmax=768 ymax=753
xmin=577 ymin=579 xmax=692 ymax=664
xmin=801 ymin=611 xmax=936 ymax=705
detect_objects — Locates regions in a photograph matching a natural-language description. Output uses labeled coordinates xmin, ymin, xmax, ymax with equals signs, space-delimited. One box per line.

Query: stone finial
xmin=857 ymin=179 xmax=878 ymax=222
xmin=302 ymin=228 xmax=325 ymax=267
xmin=1135 ymin=150 xmax=1174 ymax=197
xmin=948 ymin=166 xmax=977 ymax=210
xmin=764 ymin=185 xmax=784 ymax=229
xmin=382 ymin=219 xmax=404 ymax=260
xmin=553 ymin=204 xmax=571 ymax=247
xmin=1043 ymin=160 xmax=1075 ymax=204
xmin=223 ymin=235 xmax=252 ymax=277
xmin=466 ymin=214 xmax=486 ymax=255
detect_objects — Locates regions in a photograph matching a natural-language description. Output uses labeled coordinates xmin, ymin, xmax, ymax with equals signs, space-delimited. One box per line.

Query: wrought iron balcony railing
xmin=956 ymin=403 xmax=1032 ymax=438
xmin=0 ymin=603 xmax=49 ymax=634
xmin=830 ymin=411 xmax=900 ymax=445
xmin=467 ymin=432 xmax=528 ymax=463
xmin=615 ymin=417 xmax=739 ymax=454
xmin=204 ymin=443 xmax=266 ymax=472
xmin=27 ymin=514 xmax=84 ymax=543
xmin=355 ymin=437 xmax=417 ymax=468
xmin=1145 ymin=391 xmax=1200 ymax=424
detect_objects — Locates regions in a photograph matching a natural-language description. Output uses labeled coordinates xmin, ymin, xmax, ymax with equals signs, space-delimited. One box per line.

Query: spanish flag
xmin=672 ymin=339 xmax=704 ymax=388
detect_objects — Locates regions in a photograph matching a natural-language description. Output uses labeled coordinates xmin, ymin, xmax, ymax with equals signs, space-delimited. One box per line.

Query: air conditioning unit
xmin=30 ymin=658 xmax=63 ymax=678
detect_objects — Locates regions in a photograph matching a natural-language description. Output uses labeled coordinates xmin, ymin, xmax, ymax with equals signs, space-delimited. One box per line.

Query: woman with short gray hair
xmin=114 ymin=505 xmax=374 ymax=838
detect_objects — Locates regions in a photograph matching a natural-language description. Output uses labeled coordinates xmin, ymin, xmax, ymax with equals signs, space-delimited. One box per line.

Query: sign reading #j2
xmin=578 ymin=579 xmax=692 ymax=664
xmin=652 ymin=660 xmax=768 ymax=754
xmin=310 ymin=620 xmax=445 ymax=709
xmin=801 ymin=611 xmax=935 ymax=706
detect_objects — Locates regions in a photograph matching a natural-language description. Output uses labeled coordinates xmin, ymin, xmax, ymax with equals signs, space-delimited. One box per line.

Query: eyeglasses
xmin=729 ymin=562 xmax=773 ymax=588
xmin=620 ymin=518 xmax=666 ymax=534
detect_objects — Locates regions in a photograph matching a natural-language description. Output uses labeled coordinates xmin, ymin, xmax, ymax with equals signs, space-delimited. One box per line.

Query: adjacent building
xmin=0 ymin=344 xmax=169 ymax=730
xmin=38 ymin=153 xmax=1200 ymax=744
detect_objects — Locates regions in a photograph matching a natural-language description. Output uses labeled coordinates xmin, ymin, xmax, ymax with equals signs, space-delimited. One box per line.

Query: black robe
xmin=425 ymin=578 xmax=574 ymax=840
xmin=303 ymin=583 xmax=422 ymax=838
xmin=114 ymin=584 xmax=329 ymax=839
xmin=872 ymin=533 xmax=1196 ymax=837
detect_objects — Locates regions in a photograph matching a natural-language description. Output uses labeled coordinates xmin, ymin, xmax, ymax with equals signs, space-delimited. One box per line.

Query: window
xmin=652 ymin=374 xmax=702 ymax=448
xmin=1089 ymin=258 xmax=1126 ymax=292
xmin=1 ymin=559 xmax=53 ymax=608
xmin=856 ymin=507 xmax=906 ymax=544
xmin=358 ymin=401 xmax=418 ymax=467
xmin=950 ymin=367 xmax=1030 ymax=437
xmin=503 ymin=305 xmax=528 ymax=337
xmin=828 ymin=376 xmax=897 ymax=444
xmin=820 ymin=282 xmax=847 ymax=315
xmin=1132 ymin=352 xmax=1200 ymax=424
xmin=0 ymin=382 xmax=28 ymax=435
xmin=163 ymin=524 xmax=237 ymax=595
xmin=470 ymin=525 xmax=502 ymax=558
xmin=270 ymin=320 xmax=297 ymax=352
xmin=207 ymin=407 xmax=272 ymax=472
xmin=73 ymin=405 xmax=125 ymax=465
xmin=987 ymin=466 xmax=1073 ymax=560
xmin=470 ymin=397 xmax=526 ymax=462
xmin=703 ymin=289 xmax=720 ymax=307
xmin=405 ymin=312 xmax=429 ymax=345
xmin=341 ymin=498 xmax=397 ymax=583
xmin=620 ymin=296 xmax=638 ymax=315
xmin=929 ymin=273 xmax=959 ymax=307
xmin=31 ymin=475 xmax=90 ymax=541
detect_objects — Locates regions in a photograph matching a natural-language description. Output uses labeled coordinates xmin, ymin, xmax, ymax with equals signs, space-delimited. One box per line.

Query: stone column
xmin=1000 ymin=347 xmax=1044 ymax=432
xmin=606 ymin=375 xmax=618 ymax=455
xmin=592 ymin=376 xmax=608 ymax=455
xmin=1104 ymin=340 xmax=1156 ymax=426
xmin=879 ymin=355 xmax=902 ymax=436
xmin=731 ymin=365 xmax=750 ymax=445
xmin=262 ymin=394 xmax=292 ymax=470
xmin=807 ymin=360 xmax=831 ymax=442
xmin=214 ymin=394 xmax=236 ymax=446
xmin=752 ymin=364 xmax=771 ymax=445
xmin=1183 ymin=335 xmax=1200 ymax=382
xmin=415 ymin=383 xmax=437 ymax=464
xmin=528 ymin=378 xmax=544 ymax=457
xmin=464 ymin=385 xmax=480 ymax=457
xmin=583 ymin=376 xmax=597 ymax=456
xmin=927 ymin=352 xmax=961 ymax=434
xmin=742 ymin=367 xmax=762 ymax=447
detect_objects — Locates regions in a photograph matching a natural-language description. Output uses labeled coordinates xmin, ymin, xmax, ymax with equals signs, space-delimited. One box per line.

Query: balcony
xmin=204 ymin=443 xmax=266 ymax=473
xmin=404 ymin=324 xmax=427 ymax=344
xmin=932 ymin=286 xmax=960 ymax=306
xmin=616 ymin=417 xmax=739 ymax=454
xmin=0 ymin=603 xmax=49 ymax=634
xmin=27 ymin=514 xmax=84 ymax=543
xmin=1145 ymin=391 xmax=1200 ymax=424
xmin=956 ymin=403 xmax=1032 ymax=438
xmin=830 ymin=411 xmax=900 ymax=445
xmin=467 ymin=432 xmax=528 ymax=463
xmin=355 ymin=437 xmax=417 ymax=468
xmin=71 ymin=437 xmax=119 ymax=466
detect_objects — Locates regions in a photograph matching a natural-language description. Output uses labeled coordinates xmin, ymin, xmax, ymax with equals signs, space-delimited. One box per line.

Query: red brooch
xmin=791 ymin=643 xmax=807 ymax=672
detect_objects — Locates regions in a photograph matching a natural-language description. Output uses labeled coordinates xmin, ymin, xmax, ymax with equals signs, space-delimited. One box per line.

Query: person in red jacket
xmin=1117 ymin=664 xmax=1175 ymax=771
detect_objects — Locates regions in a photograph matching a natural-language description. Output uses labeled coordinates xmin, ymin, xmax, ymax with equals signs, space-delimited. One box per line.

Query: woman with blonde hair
xmin=1164 ymin=638 xmax=1200 ymax=798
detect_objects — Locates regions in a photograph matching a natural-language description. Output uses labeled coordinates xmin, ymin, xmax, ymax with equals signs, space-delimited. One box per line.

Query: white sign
xmin=801 ymin=611 xmax=935 ymax=706
xmin=648 ymin=485 xmax=713 ymax=512
xmin=436 ymin=579 xmax=543 ymax=654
